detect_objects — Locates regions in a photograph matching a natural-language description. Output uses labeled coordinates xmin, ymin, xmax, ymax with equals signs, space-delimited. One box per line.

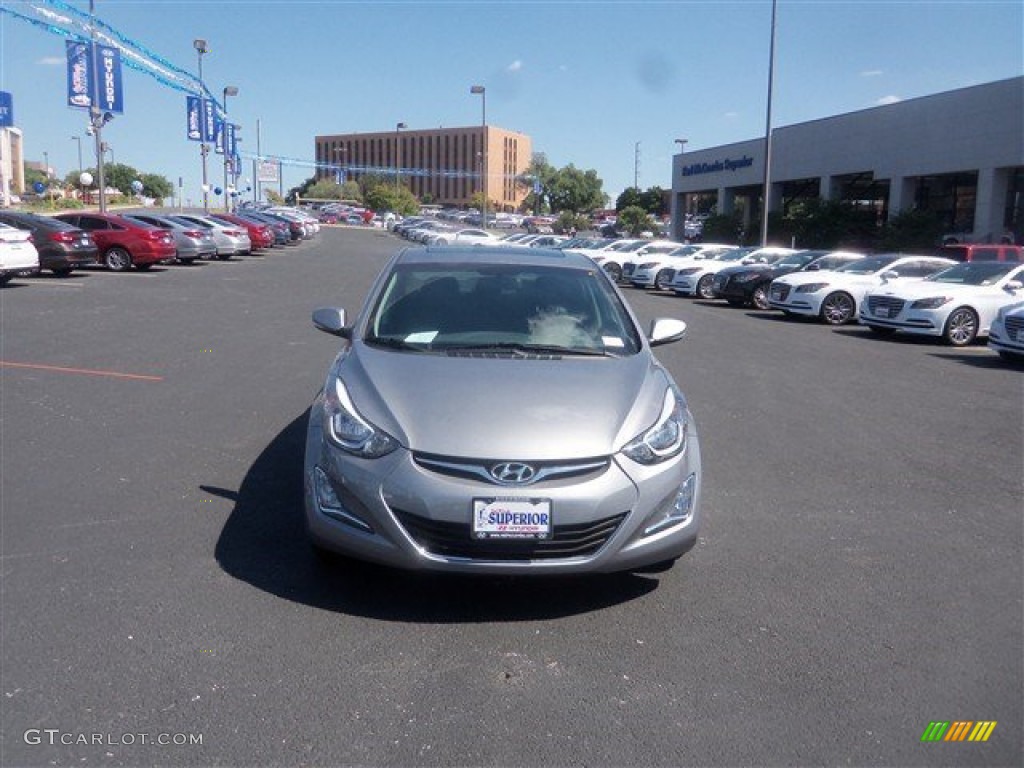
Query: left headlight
xmin=323 ymin=373 xmax=398 ymax=458
xmin=620 ymin=388 xmax=688 ymax=465
xmin=910 ymin=296 xmax=952 ymax=309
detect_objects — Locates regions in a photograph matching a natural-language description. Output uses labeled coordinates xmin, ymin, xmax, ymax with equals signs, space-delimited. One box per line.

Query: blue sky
xmin=1 ymin=0 xmax=1021 ymax=205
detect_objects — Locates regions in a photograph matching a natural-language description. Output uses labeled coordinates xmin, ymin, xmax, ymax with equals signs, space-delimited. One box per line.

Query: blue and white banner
xmin=214 ymin=116 xmax=225 ymax=154
xmin=186 ymin=96 xmax=202 ymax=141
xmin=0 ymin=91 xmax=13 ymax=127
xmin=225 ymin=123 xmax=236 ymax=157
xmin=66 ymin=41 xmax=123 ymax=113
xmin=202 ymin=99 xmax=216 ymax=143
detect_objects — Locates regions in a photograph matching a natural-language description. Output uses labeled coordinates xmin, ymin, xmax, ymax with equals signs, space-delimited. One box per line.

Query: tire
xmin=943 ymin=307 xmax=978 ymax=346
xmin=217 ymin=253 xmax=232 ymax=260
xmin=751 ymin=284 xmax=770 ymax=310
xmin=603 ymin=262 xmax=622 ymax=282
xmin=135 ymin=263 xmax=152 ymax=271
xmin=654 ymin=269 xmax=673 ymax=291
xmin=0 ymin=274 xmax=13 ymax=286
xmin=104 ymin=247 xmax=132 ymax=272
xmin=820 ymin=291 xmax=855 ymax=325
xmin=696 ymin=274 xmax=715 ymax=299
xmin=867 ymin=325 xmax=897 ymax=336
xmin=52 ymin=267 xmax=73 ymax=277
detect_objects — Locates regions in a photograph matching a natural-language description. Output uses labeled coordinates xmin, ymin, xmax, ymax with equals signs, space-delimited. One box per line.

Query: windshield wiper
xmin=364 ymin=336 xmax=429 ymax=352
xmin=438 ymin=342 xmax=613 ymax=357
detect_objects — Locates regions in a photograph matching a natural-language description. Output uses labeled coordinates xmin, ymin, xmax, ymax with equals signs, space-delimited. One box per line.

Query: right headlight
xmin=796 ymin=282 xmax=829 ymax=293
xmin=620 ymin=388 xmax=688 ymax=465
xmin=323 ymin=372 xmax=398 ymax=459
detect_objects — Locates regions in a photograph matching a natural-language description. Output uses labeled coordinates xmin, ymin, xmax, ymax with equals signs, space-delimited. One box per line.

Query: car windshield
xmin=927 ymin=262 xmax=1019 ymax=285
xmin=834 ymin=255 xmax=898 ymax=274
xmin=716 ymin=248 xmax=755 ymax=262
xmin=776 ymin=254 xmax=816 ymax=269
xmin=365 ymin=263 xmax=642 ymax=356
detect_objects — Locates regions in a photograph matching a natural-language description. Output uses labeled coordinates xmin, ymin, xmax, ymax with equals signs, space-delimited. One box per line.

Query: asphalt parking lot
xmin=1 ymin=227 xmax=1021 ymax=767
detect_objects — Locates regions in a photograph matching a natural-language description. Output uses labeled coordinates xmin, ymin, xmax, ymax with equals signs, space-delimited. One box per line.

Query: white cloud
xmin=506 ymin=60 xmax=523 ymax=72
xmin=40 ymin=57 xmax=64 ymax=66
xmin=724 ymin=111 xmax=739 ymax=119
xmin=876 ymin=95 xmax=901 ymax=105
xmin=860 ymin=70 xmax=884 ymax=77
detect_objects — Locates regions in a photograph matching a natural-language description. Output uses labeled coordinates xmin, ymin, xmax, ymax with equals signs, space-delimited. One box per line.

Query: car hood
xmin=337 ymin=343 xmax=669 ymax=460
xmin=869 ymin=279 xmax=1014 ymax=300
xmin=776 ymin=270 xmax=881 ymax=288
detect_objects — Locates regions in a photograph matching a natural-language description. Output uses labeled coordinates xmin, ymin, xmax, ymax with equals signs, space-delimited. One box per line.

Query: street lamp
xmin=395 ymin=122 xmax=406 ymax=191
xmin=194 ymin=38 xmax=210 ymax=212
xmin=223 ymin=85 xmax=238 ymax=212
xmin=470 ymin=85 xmax=486 ymax=228
xmin=71 ymin=135 xmax=83 ymax=200
xmin=675 ymin=138 xmax=688 ymax=153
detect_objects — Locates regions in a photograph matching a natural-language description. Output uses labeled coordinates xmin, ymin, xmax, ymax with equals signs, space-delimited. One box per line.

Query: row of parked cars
xmin=555 ymin=237 xmax=1024 ymax=360
xmin=0 ymin=206 xmax=321 ymax=280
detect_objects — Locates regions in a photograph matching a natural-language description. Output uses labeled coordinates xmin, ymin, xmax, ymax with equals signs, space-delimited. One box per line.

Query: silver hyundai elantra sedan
xmin=304 ymin=246 xmax=702 ymax=574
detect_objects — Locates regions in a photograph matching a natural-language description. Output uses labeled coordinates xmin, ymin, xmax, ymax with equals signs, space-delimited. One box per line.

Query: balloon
xmin=131 ymin=180 xmax=144 ymax=193
xmin=79 ymin=172 xmax=93 ymax=186
xmin=33 ymin=181 xmax=45 ymax=194
xmin=214 ymin=187 xmax=223 ymax=196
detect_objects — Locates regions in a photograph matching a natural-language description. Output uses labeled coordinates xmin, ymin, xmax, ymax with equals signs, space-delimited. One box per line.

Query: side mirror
xmin=880 ymin=270 xmax=899 ymax=282
xmin=1004 ymin=280 xmax=1023 ymax=293
xmin=805 ymin=263 xmax=820 ymax=271
xmin=312 ymin=307 xmax=350 ymax=338
xmin=648 ymin=318 xmax=687 ymax=347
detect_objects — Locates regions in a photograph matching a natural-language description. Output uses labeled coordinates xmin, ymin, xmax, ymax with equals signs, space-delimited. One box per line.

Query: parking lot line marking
xmin=0 ymin=360 xmax=164 ymax=382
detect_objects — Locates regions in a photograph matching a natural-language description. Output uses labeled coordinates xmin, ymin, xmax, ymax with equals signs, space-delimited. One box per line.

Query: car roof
xmin=397 ymin=245 xmax=595 ymax=270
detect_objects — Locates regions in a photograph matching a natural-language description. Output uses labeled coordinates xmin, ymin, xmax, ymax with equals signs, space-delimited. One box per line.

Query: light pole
xmin=760 ymin=0 xmax=778 ymax=247
xmin=470 ymin=85 xmax=486 ymax=227
xmin=43 ymin=151 xmax=51 ymax=208
xmin=87 ymin=0 xmax=108 ymax=212
xmin=194 ymin=38 xmax=210 ymax=212
xmin=333 ymin=146 xmax=346 ymax=189
xmin=223 ymin=85 xmax=238 ymax=212
xmin=395 ymin=122 xmax=406 ymax=191
xmin=71 ymin=135 xmax=83 ymax=200
xmin=675 ymin=138 xmax=688 ymax=224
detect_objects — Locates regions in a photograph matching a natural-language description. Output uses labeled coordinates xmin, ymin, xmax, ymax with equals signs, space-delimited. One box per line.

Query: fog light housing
xmin=643 ymin=473 xmax=696 ymax=537
xmin=313 ymin=466 xmax=373 ymax=533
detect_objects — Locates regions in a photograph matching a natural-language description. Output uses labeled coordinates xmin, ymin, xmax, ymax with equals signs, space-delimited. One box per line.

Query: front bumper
xmin=303 ymin=400 xmax=702 ymax=575
xmin=988 ymin=316 xmax=1024 ymax=356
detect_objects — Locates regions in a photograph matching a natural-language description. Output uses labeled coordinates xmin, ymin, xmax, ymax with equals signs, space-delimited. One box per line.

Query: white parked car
xmin=672 ymin=247 xmax=797 ymax=299
xmin=858 ymin=261 xmax=1024 ymax=346
xmin=988 ymin=302 xmax=1024 ymax=360
xmin=617 ymin=240 xmax=685 ymax=285
xmin=768 ymin=253 xmax=957 ymax=325
xmin=427 ymin=228 xmax=502 ymax=246
xmin=0 ymin=222 xmax=40 ymax=284
xmin=631 ymin=243 xmax=735 ymax=290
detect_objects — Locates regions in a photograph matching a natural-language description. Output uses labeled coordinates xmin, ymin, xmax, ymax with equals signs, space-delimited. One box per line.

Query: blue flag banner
xmin=214 ymin=116 xmax=225 ymax=154
xmin=186 ymin=96 xmax=202 ymax=141
xmin=66 ymin=41 xmax=123 ymax=113
xmin=0 ymin=91 xmax=13 ymax=127
xmin=202 ymin=99 xmax=216 ymax=143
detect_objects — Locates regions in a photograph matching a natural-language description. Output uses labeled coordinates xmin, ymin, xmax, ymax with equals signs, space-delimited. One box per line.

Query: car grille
xmin=713 ymin=274 xmax=729 ymax=291
xmin=393 ymin=509 xmax=628 ymax=560
xmin=662 ymin=268 xmax=676 ymax=282
xmin=866 ymin=296 xmax=906 ymax=315
xmin=770 ymin=284 xmax=790 ymax=301
xmin=414 ymin=453 xmax=609 ymax=485
xmin=622 ymin=263 xmax=635 ymax=277
xmin=1005 ymin=316 xmax=1024 ymax=336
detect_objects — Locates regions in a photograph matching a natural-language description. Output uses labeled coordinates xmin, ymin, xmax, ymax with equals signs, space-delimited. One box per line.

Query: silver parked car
xmin=168 ymin=214 xmax=251 ymax=258
xmin=304 ymin=246 xmax=702 ymax=574
xmin=121 ymin=212 xmax=217 ymax=263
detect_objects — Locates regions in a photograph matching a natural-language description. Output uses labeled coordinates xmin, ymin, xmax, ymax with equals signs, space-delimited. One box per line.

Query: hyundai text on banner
xmin=65 ymin=41 xmax=123 ymax=113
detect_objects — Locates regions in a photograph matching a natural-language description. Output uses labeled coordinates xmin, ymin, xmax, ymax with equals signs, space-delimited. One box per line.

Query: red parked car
xmin=210 ymin=213 xmax=275 ymax=251
xmin=54 ymin=212 xmax=176 ymax=271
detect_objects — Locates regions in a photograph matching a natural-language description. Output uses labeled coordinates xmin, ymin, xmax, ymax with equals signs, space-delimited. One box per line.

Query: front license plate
xmin=472 ymin=498 xmax=552 ymax=540
xmin=875 ymin=307 xmax=890 ymax=318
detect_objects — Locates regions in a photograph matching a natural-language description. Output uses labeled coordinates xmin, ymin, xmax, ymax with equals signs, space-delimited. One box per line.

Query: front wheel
xmin=654 ymin=269 xmax=673 ymax=290
xmin=603 ymin=262 xmax=622 ymax=282
xmin=696 ymin=274 xmax=715 ymax=299
xmin=217 ymin=253 xmax=232 ymax=261
xmin=52 ymin=267 xmax=74 ymax=277
xmin=943 ymin=307 xmax=978 ymax=346
xmin=751 ymin=284 xmax=770 ymax=310
xmin=820 ymin=291 xmax=855 ymax=325
xmin=104 ymin=247 xmax=132 ymax=272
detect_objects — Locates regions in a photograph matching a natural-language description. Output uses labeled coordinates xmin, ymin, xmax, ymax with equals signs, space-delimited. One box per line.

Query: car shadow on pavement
xmin=212 ymin=409 xmax=660 ymax=622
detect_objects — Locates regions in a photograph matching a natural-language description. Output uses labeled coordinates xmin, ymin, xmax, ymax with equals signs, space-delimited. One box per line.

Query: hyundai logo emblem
xmin=490 ymin=462 xmax=537 ymax=485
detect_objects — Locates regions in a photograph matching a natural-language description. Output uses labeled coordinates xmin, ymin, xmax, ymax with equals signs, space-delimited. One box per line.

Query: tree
xmin=616 ymin=186 xmax=666 ymax=216
xmin=139 ymin=173 xmax=173 ymax=201
xmin=340 ymin=180 xmax=362 ymax=202
xmin=617 ymin=205 xmax=654 ymax=236
xmin=303 ymin=179 xmax=345 ymax=200
xmin=547 ymin=164 xmax=606 ymax=214
xmin=877 ymin=209 xmax=946 ymax=252
xmin=364 ymin=184 xmax=419 ymax=216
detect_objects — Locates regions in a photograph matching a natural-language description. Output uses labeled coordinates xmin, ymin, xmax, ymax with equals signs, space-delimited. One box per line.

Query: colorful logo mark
xmin=921 ymin=721 xmax=997 ymax=742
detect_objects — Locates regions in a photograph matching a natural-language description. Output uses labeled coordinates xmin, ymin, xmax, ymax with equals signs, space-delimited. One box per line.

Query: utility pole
xmin=634 ymin=141 xmax=641 ymax=190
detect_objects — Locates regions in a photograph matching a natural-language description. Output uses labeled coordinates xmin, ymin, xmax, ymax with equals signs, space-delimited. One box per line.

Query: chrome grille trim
xmin=414 ymin=453 xmax=610 ymax=486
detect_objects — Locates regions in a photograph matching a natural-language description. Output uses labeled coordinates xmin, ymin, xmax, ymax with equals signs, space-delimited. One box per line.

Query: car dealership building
xmin=670 ymin=77 xmax=1024 ymax=246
